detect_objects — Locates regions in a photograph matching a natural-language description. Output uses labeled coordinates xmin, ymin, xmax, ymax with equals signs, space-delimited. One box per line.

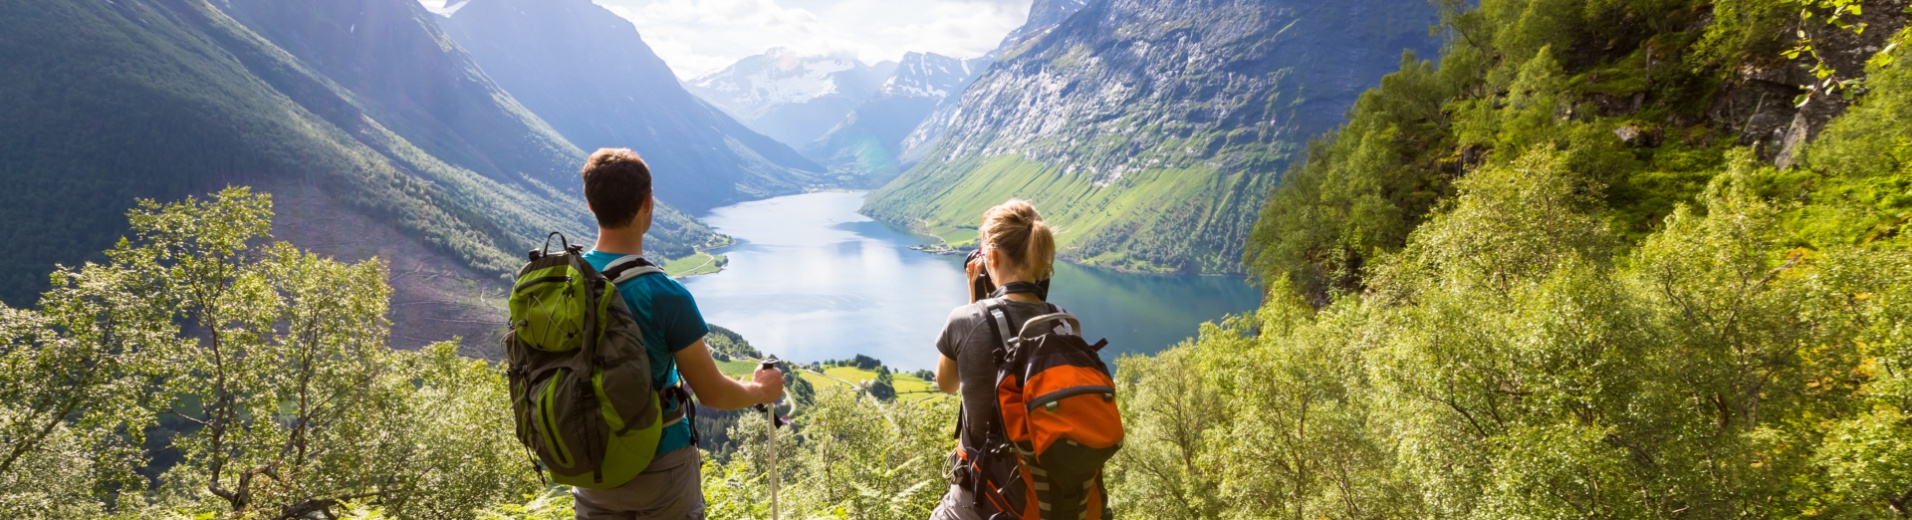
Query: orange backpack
xmin=952 ymin=288 xmax=1124 ymax=520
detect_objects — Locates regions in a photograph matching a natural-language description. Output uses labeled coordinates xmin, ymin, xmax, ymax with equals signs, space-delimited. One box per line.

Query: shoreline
xmin=875 ymin=213 xmax=1251 ymax=279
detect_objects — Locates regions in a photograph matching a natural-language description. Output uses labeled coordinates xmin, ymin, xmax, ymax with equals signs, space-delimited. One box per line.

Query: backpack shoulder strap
xmin=1019 ymin=312 xmax=1081 ymax=339
xmin=982 ymin=300 xmax=1019 ymax=357
xmin=602 ymin=255 xmax=666 ymax=284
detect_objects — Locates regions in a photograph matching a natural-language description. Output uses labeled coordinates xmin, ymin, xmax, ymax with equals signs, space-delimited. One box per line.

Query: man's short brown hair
xmin=581 ymin=148 xmax=652 ymax=229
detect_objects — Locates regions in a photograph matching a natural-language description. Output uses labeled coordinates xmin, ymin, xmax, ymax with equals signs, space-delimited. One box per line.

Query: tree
xmin=1 ymin=188 xmax=544 ymax=517
xmin=869 ymin=372 xmax=898 ymax=402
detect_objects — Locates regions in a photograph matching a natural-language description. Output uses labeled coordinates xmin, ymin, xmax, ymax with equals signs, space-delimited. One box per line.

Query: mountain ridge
xmin=0 ymin=0 xmax=715 ymax=348
xmin=805 ymin=51 xmax=990 ymax=181
xmin=438 ymin=0 xmax=827 ymax=214
xmin=687 ymin=48 xmax=897 ymax=150
xmin=866 ymin=0 xmax=1440 ymax=274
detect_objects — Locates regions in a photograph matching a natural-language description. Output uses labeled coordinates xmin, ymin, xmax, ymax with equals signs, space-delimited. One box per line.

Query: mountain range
xmin=3 ymin=0 xmax=1449 ymax=349
xmin=805 ymin=52 xmax=990 ymax=180
xmin=688 ymin=49 xmax=897 ymax=152
xmin=0 ymin=0 xmax=751 ymax=347
xmin=437 ymin=0 xmax=826 ymax=213
xmin=865 ymin=0 xmax=1441 ymax=274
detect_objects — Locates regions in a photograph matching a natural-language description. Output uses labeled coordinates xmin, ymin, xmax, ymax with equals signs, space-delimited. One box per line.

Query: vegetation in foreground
xmin=0 ymin=188 xmax=951 ymax=518
xmin=7 ymin=0 xmax=1912 ymax=518
xmin=1112 ymin=0 xmax=1912 ymax=517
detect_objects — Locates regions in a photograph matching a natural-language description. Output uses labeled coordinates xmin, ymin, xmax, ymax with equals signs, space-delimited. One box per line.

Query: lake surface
xmin=680 ymin=191 xmax=1262 ymax=370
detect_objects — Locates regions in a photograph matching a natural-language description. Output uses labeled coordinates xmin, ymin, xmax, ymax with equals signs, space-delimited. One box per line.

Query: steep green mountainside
xmin=1092 ymin=0 xmax=1912 ymax=517
xmin=1247 ymin=0 xmax=1912 ymax=301
xmin=215 ymin=0 xmax=577 ymax=187
xmin=0 ymin=0 xmax=713 ymax=345
xmin=865 ymin=0 xmax=1439 ymax=274
xmin=438 ymin=0 xmax=826 ymax=213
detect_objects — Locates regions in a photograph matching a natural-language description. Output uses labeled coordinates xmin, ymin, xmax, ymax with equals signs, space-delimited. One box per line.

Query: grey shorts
xmin=929 ymin=484 xmax=984 ymax=520
xmin=572 ymin=446 xmax=706 ymax=520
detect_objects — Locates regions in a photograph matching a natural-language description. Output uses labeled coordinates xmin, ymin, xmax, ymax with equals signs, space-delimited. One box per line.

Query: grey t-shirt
xmin=936 ymin=297 xmax=1059 ymax=449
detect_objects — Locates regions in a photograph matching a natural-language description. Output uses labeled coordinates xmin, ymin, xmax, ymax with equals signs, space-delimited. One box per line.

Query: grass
xmin=707 ymin=357 xmax=951 ymax=406
xmin=715 ymin=359 xmax=759 ymax=378
xmin=891 ymin=373 xmax=934 ymax=394
xmin=822 ymin=366 xmax=878 ymax=386
xmin=799 ymin=371 xmax=849 ymax=390
xmin=663 ymin=252 xmax=725 ymax=277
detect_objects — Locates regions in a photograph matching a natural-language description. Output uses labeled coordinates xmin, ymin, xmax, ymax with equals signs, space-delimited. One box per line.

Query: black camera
xmin=966 ymin=249 xmax=1050 ymax=301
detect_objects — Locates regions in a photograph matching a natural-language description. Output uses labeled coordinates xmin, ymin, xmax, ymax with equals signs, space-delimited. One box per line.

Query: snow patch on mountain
xmin=689 ymin=48 xmax=872 ymax=118
xmin=877 ymin=52 xmax=978 ymax=99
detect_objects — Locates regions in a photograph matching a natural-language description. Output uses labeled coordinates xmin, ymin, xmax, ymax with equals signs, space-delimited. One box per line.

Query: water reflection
xmin=681 ymin=191 xmax=1261 ymax=370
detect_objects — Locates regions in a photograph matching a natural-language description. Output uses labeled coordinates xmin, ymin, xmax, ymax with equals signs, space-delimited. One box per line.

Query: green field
xmin=892 ymin=373 xmax=934 ymax=394
xmin=798 ymin=371 xmax=847 ymax=390
xmin=663 ymin=252 xmax=726 ymax=277
xmin=715 ymin=359 xmax=759 ymax=378
xmin=821 ymin=366 xmax=877 ymax=386
xmin=705 ymin=357 xmax=949 ymax=405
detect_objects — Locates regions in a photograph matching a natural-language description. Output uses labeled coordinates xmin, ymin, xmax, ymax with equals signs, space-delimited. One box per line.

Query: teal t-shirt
xmin=583 ymin=250 xmax=704 ymax=456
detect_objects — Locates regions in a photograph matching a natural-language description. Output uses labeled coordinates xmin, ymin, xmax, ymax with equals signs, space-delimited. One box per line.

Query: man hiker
xmin=574 ymin=148 xmax=785 ymax=519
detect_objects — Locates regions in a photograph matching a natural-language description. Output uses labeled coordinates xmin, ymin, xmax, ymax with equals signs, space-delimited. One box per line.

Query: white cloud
xmin=593 ymin=0 xmax=1032 ymax=79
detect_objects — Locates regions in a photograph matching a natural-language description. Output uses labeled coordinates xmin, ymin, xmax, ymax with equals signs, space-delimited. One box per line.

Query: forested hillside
xmin=1109 ymin=0 xmax=1912 ymax=517
xmin=866 ymin=0 xmax=1440 ymax=274
xmin=0 ymin=0 xmax=717 ymax=345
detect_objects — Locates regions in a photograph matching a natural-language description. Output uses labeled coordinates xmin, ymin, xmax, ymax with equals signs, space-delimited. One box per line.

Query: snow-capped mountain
xmin=688 ymin=48 xmax=895 ymax=148
xmin=875 ymin=52 xmax=985 ymax=100
xmin=806 ymin=52 xmax=990 ymax=179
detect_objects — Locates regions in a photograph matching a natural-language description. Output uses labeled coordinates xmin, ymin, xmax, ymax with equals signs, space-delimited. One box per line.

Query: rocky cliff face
xmin=1711 ymin=0 xmax=1911 ymax=169
xmin=438 ymin=0 xmax=824 ymax=213
xmin=1000 ymin=0 xmax=1093 ymax=54
xmin=688 ymin=49 xmax=896 ymax=150
xmin=896 ymin=0 xmax=1090 ymax=164
xmin=867 ymin=0 xmax=1439 ymax=274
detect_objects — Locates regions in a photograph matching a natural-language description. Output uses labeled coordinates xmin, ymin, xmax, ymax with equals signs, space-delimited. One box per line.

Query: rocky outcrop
xmin=1708 ymin=0 xmax=1910 ymax=168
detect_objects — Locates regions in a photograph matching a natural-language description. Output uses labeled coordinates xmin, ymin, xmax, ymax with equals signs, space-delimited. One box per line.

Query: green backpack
xmin=504 ymin=233 xmax=680 ymax=488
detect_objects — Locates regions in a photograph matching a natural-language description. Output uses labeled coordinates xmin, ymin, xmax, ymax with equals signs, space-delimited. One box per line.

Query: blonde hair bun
xmin=980 ymin=199 xmax=1056 ymax=280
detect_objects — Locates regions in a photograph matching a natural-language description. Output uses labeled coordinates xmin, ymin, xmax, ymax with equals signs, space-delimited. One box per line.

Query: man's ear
xmin=642 ymin=193 xmax=655 ymax=215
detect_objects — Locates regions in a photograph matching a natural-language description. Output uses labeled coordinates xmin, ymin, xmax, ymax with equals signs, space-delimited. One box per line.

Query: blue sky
xmin=586 ymin=0 xmax=1033 ymax=79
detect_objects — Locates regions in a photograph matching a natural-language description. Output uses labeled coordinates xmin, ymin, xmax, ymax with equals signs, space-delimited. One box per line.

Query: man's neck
xmin=593 ymin=227 xmax=645 ymax=256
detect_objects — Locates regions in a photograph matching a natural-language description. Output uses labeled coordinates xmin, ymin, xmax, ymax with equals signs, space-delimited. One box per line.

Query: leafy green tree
xmin=709 ymin=387 xmax=955 ymax=520
xmin=1 ymin=188 xmax=546 ymax=517
xmin=869 ymin=372 xmax=898 ymax=402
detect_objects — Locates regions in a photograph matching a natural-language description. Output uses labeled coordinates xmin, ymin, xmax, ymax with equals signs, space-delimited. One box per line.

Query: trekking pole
xmin=752 ymin=356 xmax=788 ymax=520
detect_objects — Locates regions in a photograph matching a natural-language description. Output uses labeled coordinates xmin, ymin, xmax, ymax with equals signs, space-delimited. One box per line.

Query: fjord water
xmin=680 ymin=191 xmax=1262 ymax=370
